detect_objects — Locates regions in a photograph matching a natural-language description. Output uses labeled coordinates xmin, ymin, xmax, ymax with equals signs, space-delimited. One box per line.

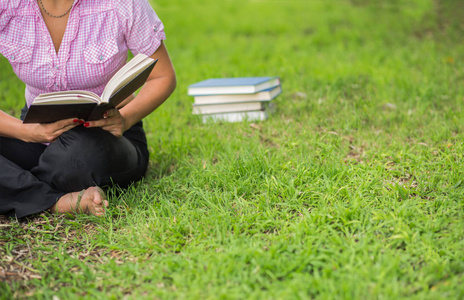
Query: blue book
xmin=188 ymin=76 xmax=280 ymax=96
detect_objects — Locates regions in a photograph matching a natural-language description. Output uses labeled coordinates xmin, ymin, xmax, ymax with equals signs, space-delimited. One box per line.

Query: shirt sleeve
xmin=115 ymin=0 xmax=166 ymax=56
xmin=0 ymin=0 xmax=19 ymax=32
xmin=0 ymin=0 xmax=20 ymax=11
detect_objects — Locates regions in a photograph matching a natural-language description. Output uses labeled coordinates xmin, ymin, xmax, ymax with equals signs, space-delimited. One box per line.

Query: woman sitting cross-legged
xmin=0 ymin=0 xmax=176 ymax=217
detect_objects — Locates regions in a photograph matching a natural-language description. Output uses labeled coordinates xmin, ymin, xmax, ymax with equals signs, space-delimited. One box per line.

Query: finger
xmin=55 ymin=118 xmax=82 ymax=127
xmin=43 ymin=121 xmax=77 ymax=136
xmin=54 ymin=123 xmax=80 ymax=135
xmin=103 ymin=108 xmax=119 ymax=119
xmin=64 ymin=122 xmax=81 ymax=131
xmin=48 ymin=119 xmax=82 ymax=134
xmin=85 ymin=113 xmax=121 ymax=128
xmin=100 ymin=124 xmax=123 ymax=137
xmin=83 ymin=119 xmax=110 ymax=128
xmin=84 ymin=115 xmax=111 ymax=127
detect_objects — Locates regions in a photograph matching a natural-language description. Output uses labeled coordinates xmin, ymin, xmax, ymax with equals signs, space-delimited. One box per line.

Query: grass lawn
xmin=1 ymin=0 xmax=464 ymax=298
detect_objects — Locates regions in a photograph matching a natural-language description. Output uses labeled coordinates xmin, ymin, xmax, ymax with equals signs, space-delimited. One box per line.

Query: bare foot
xmin=50 ymin=187 xmax=109 ymax=216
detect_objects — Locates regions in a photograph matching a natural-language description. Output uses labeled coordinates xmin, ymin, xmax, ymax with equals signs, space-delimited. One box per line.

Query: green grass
xmin=1 ymin=0 xmax=464 ymax=298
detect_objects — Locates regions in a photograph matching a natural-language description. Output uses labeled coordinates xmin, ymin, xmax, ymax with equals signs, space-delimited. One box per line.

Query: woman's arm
xmin=0 ymin=110 xmax=80 ymax=143
xmin=0 ymin=41 xmax=174 ymax=142
xmin=84 ymin=41 xmax=176 ymax=137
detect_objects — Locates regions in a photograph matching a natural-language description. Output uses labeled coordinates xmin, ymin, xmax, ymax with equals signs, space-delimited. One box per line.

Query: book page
xmin=100 ymin=54 xmax=154 ymax=102
xmin=32 ymin=90 xmax=100 ymax=105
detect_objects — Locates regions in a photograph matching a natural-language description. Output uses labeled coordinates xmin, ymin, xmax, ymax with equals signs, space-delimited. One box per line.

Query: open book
xmin=23 ymin=53 xmax=158 ymax=123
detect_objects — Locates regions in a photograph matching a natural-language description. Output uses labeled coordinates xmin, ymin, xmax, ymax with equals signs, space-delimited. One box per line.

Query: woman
xmin=0 ymin=0 xmax=176 ymax=217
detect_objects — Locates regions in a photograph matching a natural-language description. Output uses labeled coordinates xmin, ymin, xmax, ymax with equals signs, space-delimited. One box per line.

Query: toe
xmin=93 ymin=197 xmax=103 ymax=205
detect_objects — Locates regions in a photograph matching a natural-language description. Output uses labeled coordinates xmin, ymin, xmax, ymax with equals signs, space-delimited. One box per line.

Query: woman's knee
xmin=48 ymin=127 xmax=116 ymax=169
xmin=32 ymin=127 xmax=145 ymax=192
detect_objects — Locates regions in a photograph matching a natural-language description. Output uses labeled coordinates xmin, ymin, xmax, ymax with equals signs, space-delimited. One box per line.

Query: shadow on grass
xmin=348 ymin=0 xmax=463 ymax=39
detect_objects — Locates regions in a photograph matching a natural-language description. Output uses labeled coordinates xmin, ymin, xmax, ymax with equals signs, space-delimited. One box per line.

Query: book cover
xmin=192 ymin=101 xmax=271 ymax=115
xmin=188 ymin=76 xmax=280 ymax=96
xmin=201 ymin=110 xmax=269 ymax=123
xmin=23 ymin=54 xmax=157 ymax=123
xmin=193 ymin=85 xmax=282 ymax=105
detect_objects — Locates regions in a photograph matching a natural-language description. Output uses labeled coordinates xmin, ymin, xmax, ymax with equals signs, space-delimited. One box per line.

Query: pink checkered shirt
xmin=0 ymin=0 xmax=166 ymax=107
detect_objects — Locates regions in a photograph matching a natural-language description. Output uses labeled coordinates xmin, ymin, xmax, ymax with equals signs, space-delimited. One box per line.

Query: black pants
xmin=0 ymin=122 xmax=149 ymax=218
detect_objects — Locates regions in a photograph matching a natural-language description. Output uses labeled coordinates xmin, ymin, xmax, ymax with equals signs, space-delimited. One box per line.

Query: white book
xmin=193 ymin=85 xmax=282 ymax=105
xmin=192 ymin=101 xmax=271 ymax=115
xmin=201 ymin=110 xmax=269 ymax=123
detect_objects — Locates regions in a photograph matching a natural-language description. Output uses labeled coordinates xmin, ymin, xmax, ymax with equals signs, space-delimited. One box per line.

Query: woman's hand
xmin=23 ymin=118 xmax=83 ymax=143
xmin=80 ymin=41 xmax=176 ymax=138
xmin=83 ymin=108 xmax=126 ymax=137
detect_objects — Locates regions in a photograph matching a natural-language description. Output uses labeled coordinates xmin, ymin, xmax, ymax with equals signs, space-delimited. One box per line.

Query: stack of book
xmin=188 ymin=76 xmax=281 ymax=123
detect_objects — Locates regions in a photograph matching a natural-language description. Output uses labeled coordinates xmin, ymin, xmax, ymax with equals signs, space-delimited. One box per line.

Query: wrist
xmin=17 ymin=123 xmax=33 ymax=142
xmin=119 ymin=109 xmax=138 ymax=131
xmin=5 ymin=119 xmax=31 ymax=142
